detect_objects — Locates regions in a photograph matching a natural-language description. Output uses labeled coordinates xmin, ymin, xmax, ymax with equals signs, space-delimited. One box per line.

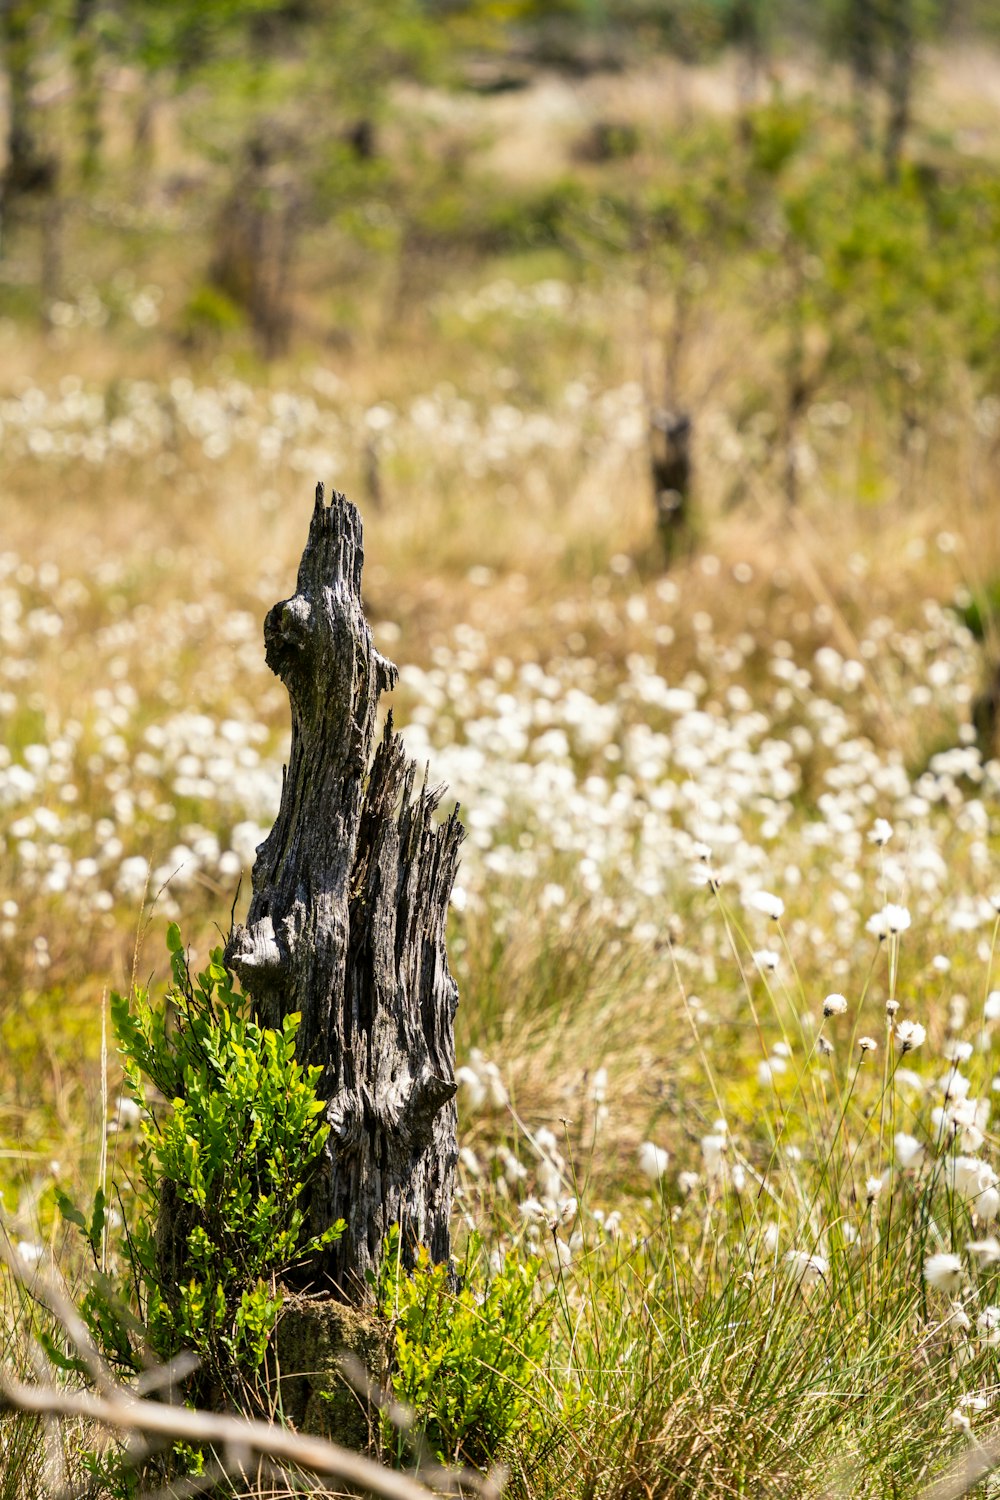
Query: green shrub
xmin=62 ymin=925 xmax=341 ymax=1411
xmin=375 ymin=1227 xmax=551 ymax=1470
xmin=177 ymin=282 xmax=244 ymax=345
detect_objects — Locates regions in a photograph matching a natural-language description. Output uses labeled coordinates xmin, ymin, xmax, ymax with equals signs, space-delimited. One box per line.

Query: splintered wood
xmin=226 ymin=484 xmax=463 ymax=1293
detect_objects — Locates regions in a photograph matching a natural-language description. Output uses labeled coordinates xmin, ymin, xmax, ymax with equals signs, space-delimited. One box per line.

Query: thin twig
xmin=0 ymin=1375 xmax=456 ymax=1500
xmin=0 ymin=1233 xmax=119 ymax=1398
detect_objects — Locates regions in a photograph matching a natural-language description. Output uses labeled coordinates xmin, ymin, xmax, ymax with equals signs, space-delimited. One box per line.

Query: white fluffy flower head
xmin=924 ymin=1251 xmax=963 ymax=1293
xmin=866 ymin=903 xmax=912 ymax=939
xmin=895 ymin=1020 xmax=926 ymax=1054
xmin=784 ymin=1249 xmax=828 ymax=1286
xmin=747 ymin=890 xmax=785 ymax=921
xmin=637 ymin=1141 xmax=670 ymax=1182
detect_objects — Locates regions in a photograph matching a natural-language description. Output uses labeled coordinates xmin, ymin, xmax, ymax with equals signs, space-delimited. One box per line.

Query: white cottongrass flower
xmin=459 ymin=1147 xmax=483 ymax=1178
xmin=974 ymin=1186 xmax=999 ymax=1224
xmin=924 ymin=1252 xmax=964 ymax=1293
xmin=895 ymin=1067 xmax=924 ymax=1091
xmin=946 ymin=1304 xmax=972 ymax=1332
xmin=118 ymin=1096 xmax=141 ymax=1126
xmin=959 ymin=1109 xmax=989 ymax=1155
xmin=894 ymin=1020 xmax=926 ymax=1054
xmin=858 ymin=1036 xmax=878 ymax=1054
xmin=943 ymin=1039 xmax=973 ymax=1065
xmin=959 ymin=1122 xmax=989 ymax=1164
xmin=866 ymin=903 xmax=912 ymax=939
xmin=753 ymin=948 xmax=780 ymax=974
xmin=869 ymin=818 xmax=894 ymax=846
xmin=978 ymin=1306 xmax=1000 ymax=1345
xmin=455 ymin=1066 xmax=486 ymax=1112
xmin=700 ymin=1132 xmax=727 ymax=1179
xmin=932 ymin=1098 xmax=986 ymax=1151
xmin=985 ymin=991 xmax=1000 ymax=1021
xmin=481 ymin=1060 xmax=508 ymax=1110
xmin=967 ymin=1237 xmax=1000 ymax=1266
xmin=939 ymin=1069 xmax=972 ymax=1102
xmin=894 ymin=1132 xmax=924 ymax=1169
xmin=552 ymin=1237 xmax=572 ymax=1268
xmin=747 ymin=890 xmax=785 ymax=920
xmin=594 ymin=1208 xmax=622 ymax=1237
xmin=784 ymin=1249 xmax=828 ymax=1286
xmin=519 ymin=1197 xmax=548 ymax=1223
xmin=637 ymin=1141 xmax=670 ymax=1181
xmin=947 ymin=1156 xmax=999 ymax=1208
xmin=823 ymin=993 xmax=848 ymax=1017
xmin=865 ymin=1176 xmax=883 ymax=1203
xmin=496 ymin=1147 xmax=526 ymax=1185
xmin=760 ymin=1222 xmax=780 ymax=1254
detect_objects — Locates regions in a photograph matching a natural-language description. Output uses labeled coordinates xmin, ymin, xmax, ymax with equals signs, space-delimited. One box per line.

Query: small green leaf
xmin=89 ymin=1187 xmax=106 ymax=1252
xmin=38 ymin=1330 xmax=92 ymax=1379
xmin=54 ymin=1190 xmax=87 ymax=1233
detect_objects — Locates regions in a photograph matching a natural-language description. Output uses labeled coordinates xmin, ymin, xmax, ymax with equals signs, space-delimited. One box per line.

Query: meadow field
xmin=5 ymin=12 xmax=1000 ymax=1496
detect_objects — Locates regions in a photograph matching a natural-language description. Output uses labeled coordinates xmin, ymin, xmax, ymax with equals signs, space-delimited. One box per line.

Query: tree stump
xmin=649 ymin=406 xmax=692 ymax=563
xmin=208 ymin=129 xmax=300 ymax=358
xmin=225 ymin=484 xmax=463 ymax=1297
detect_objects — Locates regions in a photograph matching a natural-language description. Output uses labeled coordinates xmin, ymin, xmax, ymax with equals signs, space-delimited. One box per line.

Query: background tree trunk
xmin=72 ymin=0 xmax=102 ymax=183
xmin=883 ymin=0 xmax=915 ymax=181
xmin=208 ymin=131 xmax=300 ymax=358
xmin=225 ymin=485 xmax=462 ymax=1298
xmin=846 ymin=0 xmax=879 ymax=152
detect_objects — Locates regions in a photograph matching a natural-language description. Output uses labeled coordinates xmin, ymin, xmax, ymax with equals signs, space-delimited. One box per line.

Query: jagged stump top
xmin=225 ymin=484 xmax=463 ymax=1293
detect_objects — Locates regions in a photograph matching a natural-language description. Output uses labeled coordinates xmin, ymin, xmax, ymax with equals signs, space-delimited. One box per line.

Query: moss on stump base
xmin=272 ymin=1292 xmax=391 ymax=1452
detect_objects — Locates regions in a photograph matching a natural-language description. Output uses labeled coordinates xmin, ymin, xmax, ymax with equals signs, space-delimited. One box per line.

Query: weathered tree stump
xmin=649 ymin=406 xmax=692 ymax=563
xmin=225 ymin=484 xmax=463 ymax=1297
xmin=208 ymin=130 xmax=300 ymax=358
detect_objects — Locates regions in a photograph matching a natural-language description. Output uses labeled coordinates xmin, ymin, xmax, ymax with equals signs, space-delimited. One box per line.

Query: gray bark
xmin=225 ymin=484 xmax=462 ymax=1297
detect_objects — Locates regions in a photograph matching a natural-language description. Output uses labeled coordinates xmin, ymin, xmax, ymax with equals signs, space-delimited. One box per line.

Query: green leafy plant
xmin=64 ymin=924 xmax=342 ymax=1411
xmin=375 ymin=1227 xmax=551 ymax=1470
xmin=177 ymin=282 xmax=245 ymax=347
